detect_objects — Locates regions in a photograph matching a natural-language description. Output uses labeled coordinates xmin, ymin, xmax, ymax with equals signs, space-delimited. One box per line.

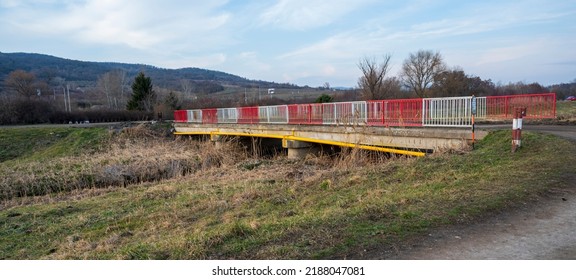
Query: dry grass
xmin=0 ymin=124 xmax=247 ymax=203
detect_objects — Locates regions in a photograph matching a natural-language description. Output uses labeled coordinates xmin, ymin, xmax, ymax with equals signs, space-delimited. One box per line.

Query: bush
xmin=0 ymin=96 xmax=154 ymax=125
xmin=48 ymin=110 xmax=154 ymax=124
xmin=315 ymin=94 xmax=334 ymax=103
xmin=0 ymin=97 xmax=55 ymax=125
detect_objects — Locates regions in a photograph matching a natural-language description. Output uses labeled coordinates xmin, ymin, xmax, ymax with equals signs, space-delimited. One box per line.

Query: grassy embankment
xmin=556 ymin=100 xmax=576 ymax=123
xmin=0 ymin=104 xmax=574 ymax=259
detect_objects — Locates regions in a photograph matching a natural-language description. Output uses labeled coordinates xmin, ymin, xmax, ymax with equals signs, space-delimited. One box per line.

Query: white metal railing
xmin=187 ymin=109 xmax=203 ymax=123
xmin=322 ymin=101 xmax=367 ymax=125
xmin=217 ymin=108 xmax=238 ymax=123
xmin=475 ymin=96 xmax=487 ymax=119
xmin=258 ymin=105 xmax=289 ymax=124
xmin=423 ymin=96 xmax=472 ymax=127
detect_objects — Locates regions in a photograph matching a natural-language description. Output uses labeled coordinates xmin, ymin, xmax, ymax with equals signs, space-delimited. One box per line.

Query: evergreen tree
xmin=127 ymin=72 xmax=156 ymax=111
xmin=164 ymin=91 xmax=181 ymax=110
xmin=315 ymin=93 xmax=333 ymax=103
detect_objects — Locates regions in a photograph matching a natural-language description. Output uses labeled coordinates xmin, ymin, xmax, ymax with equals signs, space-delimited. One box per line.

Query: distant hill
xmin=0 ymin=52 xmax=299 ymax=90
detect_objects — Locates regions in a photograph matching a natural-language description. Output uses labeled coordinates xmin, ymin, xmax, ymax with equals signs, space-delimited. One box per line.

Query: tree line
xmin=1 ymin=49 xmax=575 ymax=125
xmin=356 ymin=49 xmax=575 ymax=100
xmin=0 ymin=70 xmax=163 ymax=124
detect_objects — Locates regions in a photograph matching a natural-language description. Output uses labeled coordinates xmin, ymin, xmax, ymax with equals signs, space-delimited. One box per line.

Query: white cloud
xmin=276 ymin=0 xmax=573 ymax=70
xmin=259 ymin=0 xmax=375 ymax=30
xmin=0 ymin=0 xmax=19 ymax=7
xmin=2 ymin=0 xmax=232 ymax=51
xmin=476 ymin=46 xmax=536 ymax=65
xmin=279 ymin=34 xmax=352 ymax=60
xmin=0 ymin=0 xmax=62 ymax=8
xmin=239 ymin=52 xmax=257 ymax=59
xmin=322 ymin=64 xmax=336 ymax=76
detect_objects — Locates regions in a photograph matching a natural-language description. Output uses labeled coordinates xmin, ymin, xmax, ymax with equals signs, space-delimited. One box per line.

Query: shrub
xmin=48 ymin=110 xmax=153 ymax=124
xmin=0 ymin=97 xmax=55 ymax=125
xmin=315 ymin=94 xmax=334 ymax=103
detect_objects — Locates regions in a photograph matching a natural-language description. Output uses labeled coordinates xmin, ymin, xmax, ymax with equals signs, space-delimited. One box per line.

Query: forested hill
xmin=0 ymin=52 xmax=296 ymax=89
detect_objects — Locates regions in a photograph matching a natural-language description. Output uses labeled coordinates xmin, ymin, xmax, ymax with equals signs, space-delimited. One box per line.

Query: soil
xmin=376 ymin=124 xmax=576 ymax=259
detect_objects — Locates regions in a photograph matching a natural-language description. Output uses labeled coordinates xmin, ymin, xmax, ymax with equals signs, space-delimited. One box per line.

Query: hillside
xmin=0 ymin=52 xmax=299 ymax=90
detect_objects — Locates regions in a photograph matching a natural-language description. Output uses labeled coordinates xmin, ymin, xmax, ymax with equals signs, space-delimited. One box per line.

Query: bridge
xmin=173 ymin=93 xmax=556 ymax=157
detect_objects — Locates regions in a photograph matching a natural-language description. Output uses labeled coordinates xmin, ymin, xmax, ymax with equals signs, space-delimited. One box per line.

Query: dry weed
xmin=0 ymin=129 xmax=250 ymax=201
xmin=1 ymin=123 xmax=404 ymax=204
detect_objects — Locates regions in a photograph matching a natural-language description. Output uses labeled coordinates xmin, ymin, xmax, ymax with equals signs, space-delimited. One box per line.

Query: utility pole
xmin=66 ymin=84 xmax=71 ymax=112
xmin=63 ymin=86 xmax=68 ymax=112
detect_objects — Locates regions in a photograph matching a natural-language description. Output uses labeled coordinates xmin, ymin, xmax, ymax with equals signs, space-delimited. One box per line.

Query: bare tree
xmin=4 ymin=70 xmax=38 ymax=98
xmin=401 ymin=50 xmax=447 ymax=98
xmin=98 ymin=72 xmax=112 ymax=107
xmin=98 ymin=69 xmax=126 ymax=109
xmin=181 ymin=79 xmax=194 ymax=97
xmin=357 ymin=54 xmax=392 ymax=100
xmin=381 ymin=77 xmax=405 ymax=99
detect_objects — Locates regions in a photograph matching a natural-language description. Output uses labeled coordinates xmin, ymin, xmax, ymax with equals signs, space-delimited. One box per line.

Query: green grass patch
xmin=0 ymin=127 xmax=108 ymax=163
xmin=556 ymin=100 xmax=576 ymax=118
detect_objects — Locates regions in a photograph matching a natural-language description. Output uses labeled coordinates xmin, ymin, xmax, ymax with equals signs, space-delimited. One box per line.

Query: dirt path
xmin=387 ymin=186 xmax=576 ymax=259
xmin=385 ymin=125 xmax=576 ymax=259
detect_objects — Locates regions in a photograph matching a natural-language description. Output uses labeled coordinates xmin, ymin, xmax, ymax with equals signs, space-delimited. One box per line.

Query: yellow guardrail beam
xmin=174 ymin=131 xmax=425 ymax=157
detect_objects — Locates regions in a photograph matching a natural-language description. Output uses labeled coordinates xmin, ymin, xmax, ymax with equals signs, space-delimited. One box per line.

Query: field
xmin=0 ymin=109 xmax=575 ymax=259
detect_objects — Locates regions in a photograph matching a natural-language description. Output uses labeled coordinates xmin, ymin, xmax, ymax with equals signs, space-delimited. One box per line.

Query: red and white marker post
xmin=512 ymin=107 xmax=527 ymax=152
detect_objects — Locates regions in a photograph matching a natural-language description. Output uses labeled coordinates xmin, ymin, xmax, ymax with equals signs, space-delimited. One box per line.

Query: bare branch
xmin=401 ymin=50 xmax=447 ymax=98
xmin=357 ymin=54 xmax=392 ymax=100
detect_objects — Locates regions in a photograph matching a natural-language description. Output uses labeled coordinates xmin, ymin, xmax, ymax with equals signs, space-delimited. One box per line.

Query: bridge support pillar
xmin=210 ymin=134 xmax=224 ymax=149
xmin=283 ymin=139 xmax=315 ymax=159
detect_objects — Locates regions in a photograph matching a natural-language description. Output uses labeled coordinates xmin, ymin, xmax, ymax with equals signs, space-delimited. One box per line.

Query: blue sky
xmin=1 ymin=0 xmax=575 ymax=87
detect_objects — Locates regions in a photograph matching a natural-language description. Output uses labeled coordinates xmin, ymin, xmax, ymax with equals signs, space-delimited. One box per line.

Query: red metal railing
xmin=287 ymin=104 xmax=323 ymax=124
xmin=368 ymin=99 xmax=423 ymax=127
xmin=174 ymin=93 xmax=556 ymax=127
xmin=202 ymin=108 xmax=218 ymax=124
xmin=485 ymin=93 xmax=556 ymax=119
xmin=237 ymin=106 xmax=259 ymax=124
xmin=173 ymin=110 xmax=188 ymax=123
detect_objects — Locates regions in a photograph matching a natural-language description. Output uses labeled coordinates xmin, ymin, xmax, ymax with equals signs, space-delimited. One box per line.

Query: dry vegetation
xmin=0 ymin=124 xmax=394 ymax=208
xmin=0 ymin=121 xmax=575 ymax=259
xmin=0 ymin=125 xmax=242 ymax=202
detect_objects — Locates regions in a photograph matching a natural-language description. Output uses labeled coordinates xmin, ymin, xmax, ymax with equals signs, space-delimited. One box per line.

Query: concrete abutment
xmin=283 ymin=139 xmax=319 ymax=159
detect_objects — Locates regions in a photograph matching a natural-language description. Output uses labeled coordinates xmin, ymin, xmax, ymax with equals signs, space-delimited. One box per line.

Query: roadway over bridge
xmin=173 ymin=93 xmax=556 ymax=157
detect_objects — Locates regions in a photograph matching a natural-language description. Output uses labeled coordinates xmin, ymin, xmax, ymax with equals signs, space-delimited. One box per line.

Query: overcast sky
xmin=1 ymin=0 xmax=575 ymax=87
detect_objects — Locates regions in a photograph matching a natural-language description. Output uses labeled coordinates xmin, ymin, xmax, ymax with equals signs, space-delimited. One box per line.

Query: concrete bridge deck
xmin=173 ymin=123 xmax=489 ymax=157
